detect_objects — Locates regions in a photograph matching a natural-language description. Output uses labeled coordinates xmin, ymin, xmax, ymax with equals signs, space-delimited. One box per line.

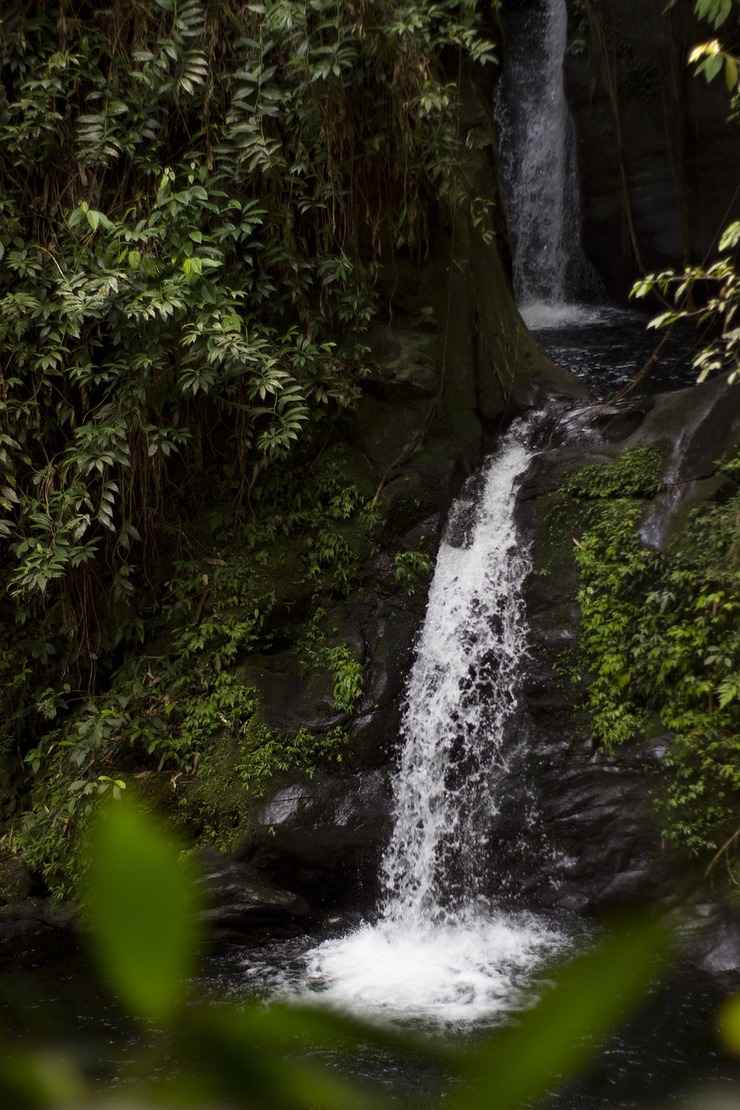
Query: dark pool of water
xmin=3 ymin=929 xmax=738 ymax=1108
xmin=525 ymin=304 xmax=702 ymax=396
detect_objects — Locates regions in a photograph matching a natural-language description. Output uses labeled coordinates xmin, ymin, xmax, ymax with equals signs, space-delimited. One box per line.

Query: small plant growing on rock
xmin=394 ymin=550 xmax=434 ymax=595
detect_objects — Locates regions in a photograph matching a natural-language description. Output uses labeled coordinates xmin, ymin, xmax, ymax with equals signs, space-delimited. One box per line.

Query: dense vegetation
xmin=0 ymin=0 xmax=496 ymax=891
xmin=563 ymin=448 xmax=740 ymax=865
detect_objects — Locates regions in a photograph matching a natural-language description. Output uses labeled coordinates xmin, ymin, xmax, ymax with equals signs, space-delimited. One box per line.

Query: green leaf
xmin=720 ymin=993 xmax=740 ymax=1054
xmin=448 ymin=919 xmax=670 ymax=1110
xmin=719 ymin=221 xmax=740 ymax=252
xmin=85 ymin=797 xmax=200 ymax=1022
xmin=0 ymin=1050 xmax=87 ymax=1109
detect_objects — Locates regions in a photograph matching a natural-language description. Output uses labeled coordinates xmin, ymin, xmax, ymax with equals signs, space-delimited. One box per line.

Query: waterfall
xmin=297 ymin=421 xmax=565 ymax=1025
xmin=381 ymin=425 xmax=534 ymax=922
xmin=497 ymin=0 xmax=596 ymax=328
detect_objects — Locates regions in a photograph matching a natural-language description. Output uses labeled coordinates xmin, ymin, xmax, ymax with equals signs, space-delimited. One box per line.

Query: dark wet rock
xmin=238 ymin=652 xmax=342 ymax=736
xmin=361 ymin=324 xmax=439 ymax=400
xmin=197 ymin=851 xmax=311 ymax=943
xmin=0 ymin=899 xmax=78 ymax=969
xmin=625 ymin=378 xmax=740 ymax=479
xmin=678 ymin=902 xmax=740 ymax=978
xmin=0 ymin=853 xmax=34 ymax=906
xmin=565 ymin=0 xmax=740 ymax=298
xmin=532 ymin=747 xmax=682 ymax=913
xmin=241 ymin=769 xmax=392 ymax=912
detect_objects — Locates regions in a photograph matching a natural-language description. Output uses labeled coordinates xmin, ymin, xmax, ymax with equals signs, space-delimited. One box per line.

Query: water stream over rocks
xmin=287 ymin=421 xmax=567 ymax=1025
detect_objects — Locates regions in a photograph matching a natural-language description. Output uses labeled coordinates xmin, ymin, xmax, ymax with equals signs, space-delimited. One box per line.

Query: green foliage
xmin=236 ymin=721 xmax=348 ymax=796
xmin=6 ymin=667 xmax=259 ymax=896
xmin=298 ymin=607 xmax=364 ymax=713
xmin=0 ymin=0 xmax=496 ymax=738
xmin=693 ymin=0 xmax=736 ymax=31
xmin=631 ymin=0 xmax=739 ymax=383
xmin=2 ymin=438 xmax=378 ymax=894
xmin=326 ymin=647 xmax=364 ymax=713
xmin=564 ymin=447 xmax=663 ymax=500
xmin=394 ymin=549 xmax=434 ymax=595
xmin=569 ymin=450 xmax=740 ymax=857
xmin=85 ymin=798 xmax=200 ymax=1022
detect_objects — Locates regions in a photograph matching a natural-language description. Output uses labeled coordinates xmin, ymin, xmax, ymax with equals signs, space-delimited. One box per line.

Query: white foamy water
xmin=382 ymin=426 xmax=534 ymax=920
xmin=283 ymin=423 xmax=567 ymax=1025
xmin=520 ymin=301 xmax=616 ymax=331
xmin=301 ymin=913 xmax=562 ymax=1026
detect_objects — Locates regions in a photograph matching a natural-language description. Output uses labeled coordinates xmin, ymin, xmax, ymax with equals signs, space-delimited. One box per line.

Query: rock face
xmin=564 ymin=0 xmax=740 ymax=298
xmin=0 ymin=898 xmax=78 ymax=970
xmin=197 ymin=851 xmax=312 ymax=943
xmin=511 ymin=380 xmax=740 ymax=916
xmin=242 ymin=770 xmax=392 ymax=912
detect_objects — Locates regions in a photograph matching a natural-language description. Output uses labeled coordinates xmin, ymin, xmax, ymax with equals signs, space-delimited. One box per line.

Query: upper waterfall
xmin=497 ymin=0 xmax=595 ymax=327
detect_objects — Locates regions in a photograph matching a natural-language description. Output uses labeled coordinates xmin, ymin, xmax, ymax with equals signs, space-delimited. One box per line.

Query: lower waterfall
xmin=297 ymin=421 xmax=566 ymax=1025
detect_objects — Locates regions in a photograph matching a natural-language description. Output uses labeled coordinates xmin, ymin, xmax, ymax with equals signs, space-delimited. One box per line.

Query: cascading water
xmin=497 ymin=0 xmax=598 ymax=329
xmin=296 ymin=421 xmax=566 ymax=1025
xmin=381 ymin=426 xmax=535 ymax=921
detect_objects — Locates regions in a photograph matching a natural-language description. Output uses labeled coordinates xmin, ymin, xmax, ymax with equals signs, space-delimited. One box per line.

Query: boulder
xmin=506 ymin=380 xmax=740 ymax=917
xmin=0 ymin=898 xmax=78 ymax=970
xmin=241 ymin=769 xmax=392 ymax=912
xmin=197 ymin=851 xmax=312 ymax=944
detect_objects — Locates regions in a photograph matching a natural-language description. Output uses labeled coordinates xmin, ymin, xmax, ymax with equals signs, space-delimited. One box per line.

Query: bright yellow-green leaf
xmin=85 ymin=797 xmax=200 ymax=1022
xmin=449 ymin=919 xmax=670 ymax=1110
xmin=720 ymin=994 xmax=740 ymax=1054
xmin=0 ymin=1049 xmax=86 ymax=1109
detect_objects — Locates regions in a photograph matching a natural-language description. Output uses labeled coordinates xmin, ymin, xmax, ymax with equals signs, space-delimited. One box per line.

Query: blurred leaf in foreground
xmin=84 ymin=796 xmax=200 ymax=1023
xmin=719 ymin=994 xmax=740 ymax=1054
xmin=450 ymin=918 xmax=671 ymax=1110
xmin=0 ymin=1049 xmax=87 ymax=1110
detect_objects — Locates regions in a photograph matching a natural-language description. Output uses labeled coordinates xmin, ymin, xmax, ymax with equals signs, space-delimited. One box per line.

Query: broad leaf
xmin=85 ymin=797 xmax=200 ymax=1022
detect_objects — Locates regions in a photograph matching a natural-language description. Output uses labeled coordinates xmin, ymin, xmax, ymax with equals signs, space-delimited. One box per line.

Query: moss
xmin=572 ymin=453 xmax=740 ymax=857
xmin=5 ymin=444 xmax=376 ymax=895
xmin=175 ymin=712 xmax=349 ymax=855
xmin=175 ymin=732 xmax=254 ymax=855
xmin=562 ymin=446 xmax=663 ymax=501
xmin=529 ymin=444 xmax=739 ymax=863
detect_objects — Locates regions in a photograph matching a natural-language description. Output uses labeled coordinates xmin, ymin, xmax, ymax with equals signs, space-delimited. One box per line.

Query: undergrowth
xmin=569 ymin=448 xmax=740 ymax=865
xmin=2 ymin=446 xmax=373 ymax=896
